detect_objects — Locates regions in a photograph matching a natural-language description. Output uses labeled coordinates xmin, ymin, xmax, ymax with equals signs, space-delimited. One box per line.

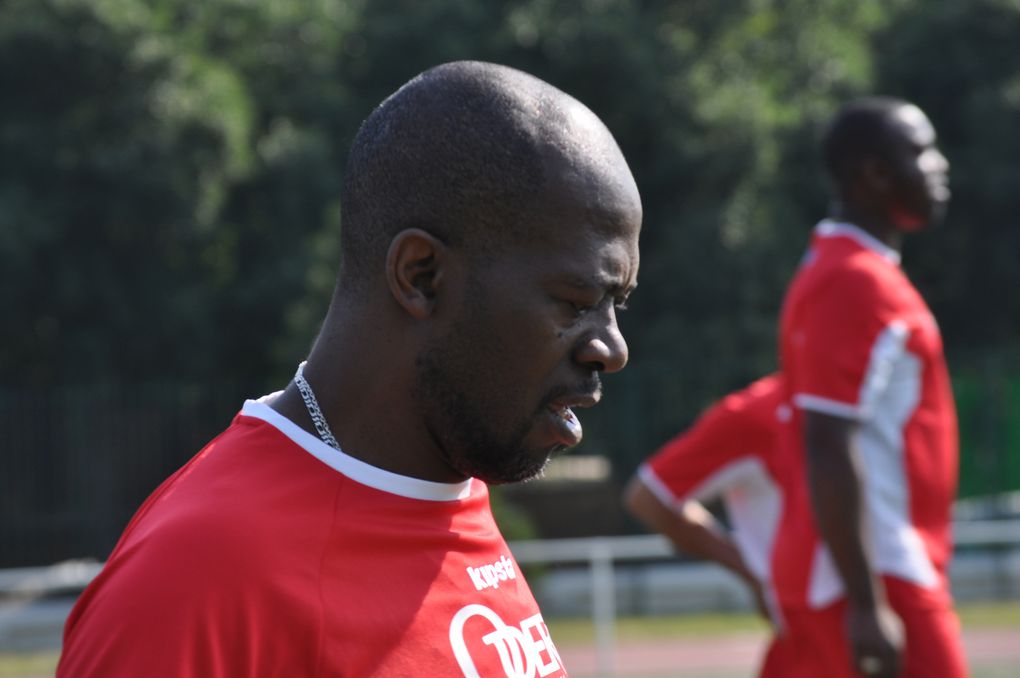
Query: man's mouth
xmin=545 ymin=394 xmax=599 ymax=448
xmin=929 ymin=177 xmax=950 ymax=202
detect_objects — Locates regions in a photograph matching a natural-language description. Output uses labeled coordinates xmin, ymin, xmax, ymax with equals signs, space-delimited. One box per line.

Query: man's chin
xmin=930 ymin=201 xmax=949 ymax=226
xmin=468 ymin=449 xmax=553 ymax=486
xmin=893 ymin=208 xmax=941 ymax=233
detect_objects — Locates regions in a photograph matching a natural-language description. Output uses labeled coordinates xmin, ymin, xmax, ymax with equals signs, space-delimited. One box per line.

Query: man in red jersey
xmin=58 ymin=61 xmax=642 ymax=678
xmin=773 ymin=98 xmax=967 ymax=678
xmin=624 ymin=373 xmax=796 ymax=677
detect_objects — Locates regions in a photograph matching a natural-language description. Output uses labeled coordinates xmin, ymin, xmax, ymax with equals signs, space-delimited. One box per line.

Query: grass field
xmin=2 ymin=602 xmax=1018 ymax=677
xmin=0 ymin=653 xmax=57 ymax=678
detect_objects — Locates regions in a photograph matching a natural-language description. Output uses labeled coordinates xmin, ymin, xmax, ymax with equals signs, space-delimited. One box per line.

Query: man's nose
xmin=575 ymin=310 xmax=629 ymax=373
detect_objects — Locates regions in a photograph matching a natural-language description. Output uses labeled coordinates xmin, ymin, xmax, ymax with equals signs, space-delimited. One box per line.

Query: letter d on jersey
xmin=449 ymin=604 xmax=563 ymax=678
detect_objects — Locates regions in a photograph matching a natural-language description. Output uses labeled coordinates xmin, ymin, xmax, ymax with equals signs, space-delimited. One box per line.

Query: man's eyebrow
xmin=596 ymin=270 xmax=638 ymax=296
xmin=559 ymin=274 xmax=637 ymax=296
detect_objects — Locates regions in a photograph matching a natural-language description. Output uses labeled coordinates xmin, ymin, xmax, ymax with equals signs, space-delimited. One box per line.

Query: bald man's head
xmin=338 ymin=61 xmax=636 ymax=292
xmin=823 ymin=96 xmax=949 ymax=230
xmin=823 ymin=96 xmax=912 ymax=187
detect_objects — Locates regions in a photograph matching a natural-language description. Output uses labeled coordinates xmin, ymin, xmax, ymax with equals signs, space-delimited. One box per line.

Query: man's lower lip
xmin=546 ymin=406 xmax=582 ymax=446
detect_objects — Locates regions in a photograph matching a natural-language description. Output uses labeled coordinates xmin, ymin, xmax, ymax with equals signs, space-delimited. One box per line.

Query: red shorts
xmin=761 ymin=577 xmax=969 ymax=678
xmin=758 ymin=631 xmax=797 ymax=678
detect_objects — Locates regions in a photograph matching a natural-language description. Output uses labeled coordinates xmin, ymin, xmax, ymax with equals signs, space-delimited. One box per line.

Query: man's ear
xmin=385 ymin=228 xmax=446 ymax=319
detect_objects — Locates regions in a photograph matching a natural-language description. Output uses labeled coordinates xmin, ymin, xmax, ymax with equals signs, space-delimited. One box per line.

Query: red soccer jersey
xmin=773 ymin=220 xmax=959 ymax=609
xmin=639 ymin=374 xmax=788 ymax=588
xmin=59 ymin=397 xmax=566 ymax=678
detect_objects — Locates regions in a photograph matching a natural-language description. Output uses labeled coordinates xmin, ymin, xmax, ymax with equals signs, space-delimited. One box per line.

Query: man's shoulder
xmin=792 ymin=245 xmax=904 ymax=313
xmin=112 ymin=416 xmax=342 ymax=571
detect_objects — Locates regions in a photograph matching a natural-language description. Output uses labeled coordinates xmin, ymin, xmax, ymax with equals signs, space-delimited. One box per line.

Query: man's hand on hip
xmin=846 ymin=600 xmax=905 ymax=678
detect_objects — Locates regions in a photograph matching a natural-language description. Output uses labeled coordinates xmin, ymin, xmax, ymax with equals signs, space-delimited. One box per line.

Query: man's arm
xmin=622 ymin=475 xmax=769 ymax=621
xmin=803 ymin=410 xmax=904 ymax=677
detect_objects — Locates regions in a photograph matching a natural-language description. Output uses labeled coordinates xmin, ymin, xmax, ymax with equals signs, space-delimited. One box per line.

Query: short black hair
xmin=339 ymin=61 xmax=586 ymax=291
xmin=823 ymin=96 xmax=911 ymax=186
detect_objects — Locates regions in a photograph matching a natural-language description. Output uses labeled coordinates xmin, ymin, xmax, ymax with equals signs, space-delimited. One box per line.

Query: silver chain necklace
xmin=293 ymin=361 xmax=342 ymax=451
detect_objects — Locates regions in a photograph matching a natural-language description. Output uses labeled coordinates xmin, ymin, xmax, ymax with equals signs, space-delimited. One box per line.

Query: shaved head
xmin=289 ymin=61 xmax=641 ymax=486
xmin=823 ymin=96 xmax=911 ymax=186
xmin=823 ymin=96 xmax=949 ymax=230
xmin=338 ymin=61 xmax=637 ymax=291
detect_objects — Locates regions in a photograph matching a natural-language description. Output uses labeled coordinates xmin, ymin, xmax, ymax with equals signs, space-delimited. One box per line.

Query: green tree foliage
xmin=0 ymin=0 xmax=254 ymax=383
xmin=1 ymin=0 xmax=1016 ymax=485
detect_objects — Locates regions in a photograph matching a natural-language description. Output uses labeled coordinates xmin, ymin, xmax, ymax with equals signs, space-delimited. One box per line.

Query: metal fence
xmin=2 ymin=355 xmax=1018 ymax=566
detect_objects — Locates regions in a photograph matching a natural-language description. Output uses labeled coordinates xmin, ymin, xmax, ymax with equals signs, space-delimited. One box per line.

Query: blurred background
xmin=1 ymin=0 xmax=1019 ymax=676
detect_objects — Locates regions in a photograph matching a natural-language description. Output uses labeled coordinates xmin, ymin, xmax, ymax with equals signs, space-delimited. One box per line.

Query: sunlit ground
xmin=547 ymin=602 xmax=1020 ymax=678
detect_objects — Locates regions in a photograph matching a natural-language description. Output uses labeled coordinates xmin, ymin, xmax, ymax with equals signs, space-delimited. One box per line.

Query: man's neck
xmin=831 ymin=204 xmax=903 ymax=253
xmin=271 ymin=311 xmax=467 ymax=484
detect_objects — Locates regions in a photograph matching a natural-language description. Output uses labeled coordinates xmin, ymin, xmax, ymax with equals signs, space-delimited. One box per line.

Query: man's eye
xmin=568 ymin=301 xmax=594 ymax=314
xmin=559 ymin=298 xmax=595 ymax=315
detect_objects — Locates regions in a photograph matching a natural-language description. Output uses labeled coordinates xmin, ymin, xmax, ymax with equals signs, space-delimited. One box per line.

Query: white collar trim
xmin=815 ymin=219 xmax=901 ymax=266
xmin=240 ymin=396 xmax=474 ymax=502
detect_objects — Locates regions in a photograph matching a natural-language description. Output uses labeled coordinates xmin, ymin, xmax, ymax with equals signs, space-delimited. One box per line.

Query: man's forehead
xmin=535 ymin=163 xmax=642 ymax=239
xmin=890 ymin=104 xmax=936 ymax=144
xmin=540 ymin=228 xmax=639 ymax=285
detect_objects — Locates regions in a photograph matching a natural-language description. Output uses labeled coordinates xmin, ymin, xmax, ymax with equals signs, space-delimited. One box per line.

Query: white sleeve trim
xmin=637 ymin=464 xmax=683 ymax=512
xmin=639 ymin=458 xmax=760 ymax=508
xmin=793 ymin=393 xmax=862 ymax=420
xmin=795 ymin=320 xmax=911 ymax=422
